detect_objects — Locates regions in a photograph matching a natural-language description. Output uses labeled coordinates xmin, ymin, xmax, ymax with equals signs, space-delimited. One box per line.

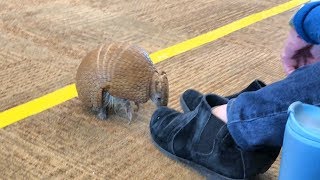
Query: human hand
xmin=281 ymin=27 xmax=320 ymax=75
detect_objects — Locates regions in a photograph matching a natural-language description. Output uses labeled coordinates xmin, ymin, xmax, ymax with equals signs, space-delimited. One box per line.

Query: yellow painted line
xmin=150 ymin=0 xmax=309 ymax=63
xmin=0 ymin=84 xmax=78 ymax=128
xmin=0 ymin=0 xmax=308 ymax=128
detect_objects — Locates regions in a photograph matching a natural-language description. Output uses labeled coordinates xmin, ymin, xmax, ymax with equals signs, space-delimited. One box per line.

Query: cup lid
xmin=288 ymin=101 xmax=320 ymax=142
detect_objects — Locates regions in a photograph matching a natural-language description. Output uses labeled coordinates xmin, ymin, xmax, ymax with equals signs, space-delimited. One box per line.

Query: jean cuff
xmin=226 ymin=98 xmax=249 ymax=150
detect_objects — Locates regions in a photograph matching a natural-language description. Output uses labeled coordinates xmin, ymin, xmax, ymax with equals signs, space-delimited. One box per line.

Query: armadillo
xmin=75 ymin=41 xmax=169 ymax=122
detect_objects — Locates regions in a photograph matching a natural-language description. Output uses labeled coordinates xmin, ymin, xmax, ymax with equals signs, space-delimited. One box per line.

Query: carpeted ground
xmin=0 ymin=0 xmax=297 ymax=179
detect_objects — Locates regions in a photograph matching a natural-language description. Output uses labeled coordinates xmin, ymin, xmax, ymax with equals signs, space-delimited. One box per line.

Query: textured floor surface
xmin=0 ymin=0 xmax=297 ymax=179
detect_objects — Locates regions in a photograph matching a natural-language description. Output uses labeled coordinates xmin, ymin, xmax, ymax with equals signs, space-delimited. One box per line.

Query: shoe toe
xmin=150 ymin=107 xmax=180 ymax=138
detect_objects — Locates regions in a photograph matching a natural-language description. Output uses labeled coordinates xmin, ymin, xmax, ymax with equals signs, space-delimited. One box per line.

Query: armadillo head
xmin=150 ymin=71 xmax=169 ymax=107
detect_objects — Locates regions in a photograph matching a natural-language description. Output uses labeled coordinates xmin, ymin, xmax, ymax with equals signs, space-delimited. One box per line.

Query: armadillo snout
xmin=159 ymin=97 xmax=168 ymax=107
xmin=151 ymin=94 xmax=168 ymax=107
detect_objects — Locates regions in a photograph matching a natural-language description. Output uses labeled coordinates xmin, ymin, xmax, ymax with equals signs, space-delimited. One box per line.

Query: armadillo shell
xmin=76 ymin=41 xmax=156 ymax=110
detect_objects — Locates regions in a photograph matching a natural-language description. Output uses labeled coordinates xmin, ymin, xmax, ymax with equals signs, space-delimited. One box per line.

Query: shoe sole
xmin=150 ymin=135 xmax=257 ymax=180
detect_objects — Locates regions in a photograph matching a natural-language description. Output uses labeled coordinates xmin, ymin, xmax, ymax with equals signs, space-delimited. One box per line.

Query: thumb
xmin=286 ymin=68 xmax=295 ymax=75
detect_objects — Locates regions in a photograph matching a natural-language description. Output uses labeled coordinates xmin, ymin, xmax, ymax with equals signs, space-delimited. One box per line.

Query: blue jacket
xmin=292 ymin=1 xmax=320 ymax=44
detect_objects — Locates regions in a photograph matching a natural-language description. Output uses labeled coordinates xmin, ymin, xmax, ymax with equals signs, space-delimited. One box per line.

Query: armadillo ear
xmin=160 ymin=71 xmax=167 ymax=76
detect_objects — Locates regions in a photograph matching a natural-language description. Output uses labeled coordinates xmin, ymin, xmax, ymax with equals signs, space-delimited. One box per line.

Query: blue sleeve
xmin=292 ymin=1 xmax=320 ymax=44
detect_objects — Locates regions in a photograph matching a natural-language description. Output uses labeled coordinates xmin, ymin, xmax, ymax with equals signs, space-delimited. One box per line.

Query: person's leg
xmin=227 ymin=62 xmax=320 ymax=151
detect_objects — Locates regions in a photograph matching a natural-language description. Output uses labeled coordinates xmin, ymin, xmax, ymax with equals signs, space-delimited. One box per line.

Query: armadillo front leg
xmin=98 ymin=99 xmax=109 ymax=121
xmin=125 ymin=101 xmax=134 ymax=123
xmin=91 ymin=86 xmax=108 ymax=120
xmin=97 ymin=106 xmax=108 ymax=120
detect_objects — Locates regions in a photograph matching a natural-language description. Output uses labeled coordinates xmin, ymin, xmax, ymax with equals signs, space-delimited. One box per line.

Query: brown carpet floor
xmin=0 ymin=0 xmax=298 ymax=179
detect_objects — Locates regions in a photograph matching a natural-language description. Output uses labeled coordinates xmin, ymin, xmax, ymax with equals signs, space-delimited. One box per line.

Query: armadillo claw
xmin=97 ymin=107 xmax=108 ymax=120
xmin=125 ymin=101 xmax=134 ymax=123
xmin=134 ymin=102 xmax=140 ymax=112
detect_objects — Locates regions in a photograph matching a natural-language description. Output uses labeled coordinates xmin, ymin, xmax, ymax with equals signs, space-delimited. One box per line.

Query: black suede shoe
xmin=150 ymin=94 xmax=280 ymax=180
xmin=180 ymin=80 xmax=266 ymax=112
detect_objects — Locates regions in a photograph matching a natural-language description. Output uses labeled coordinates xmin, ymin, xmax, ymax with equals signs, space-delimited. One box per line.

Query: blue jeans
xmin=227 ymin=62 xmax=320 ymax=150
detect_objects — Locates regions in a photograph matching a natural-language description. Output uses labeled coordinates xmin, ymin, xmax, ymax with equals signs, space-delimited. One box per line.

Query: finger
xmin=285 ymin=66 xmax=296 ymax=75
xmin=281 ymin=41 xmax=297 ymax=62
xmin=306 ymin=56 xmax=318 ymax=65
xmin=282 ymin=28 xmax=311 ymax=60
xmin=287 ymin=69 xmax=295 ymax=75
xmin=282 ymin=61 xmax=297 ymax=75
xmin=298 ymin=56 xmax=306 ymax=68
xmin=303 ymin=45 xmax=320 ymax=65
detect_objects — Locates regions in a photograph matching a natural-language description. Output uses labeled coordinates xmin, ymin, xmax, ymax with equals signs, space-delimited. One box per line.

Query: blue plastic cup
xmin=279 ymin=101 xmax=320 ymax=180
